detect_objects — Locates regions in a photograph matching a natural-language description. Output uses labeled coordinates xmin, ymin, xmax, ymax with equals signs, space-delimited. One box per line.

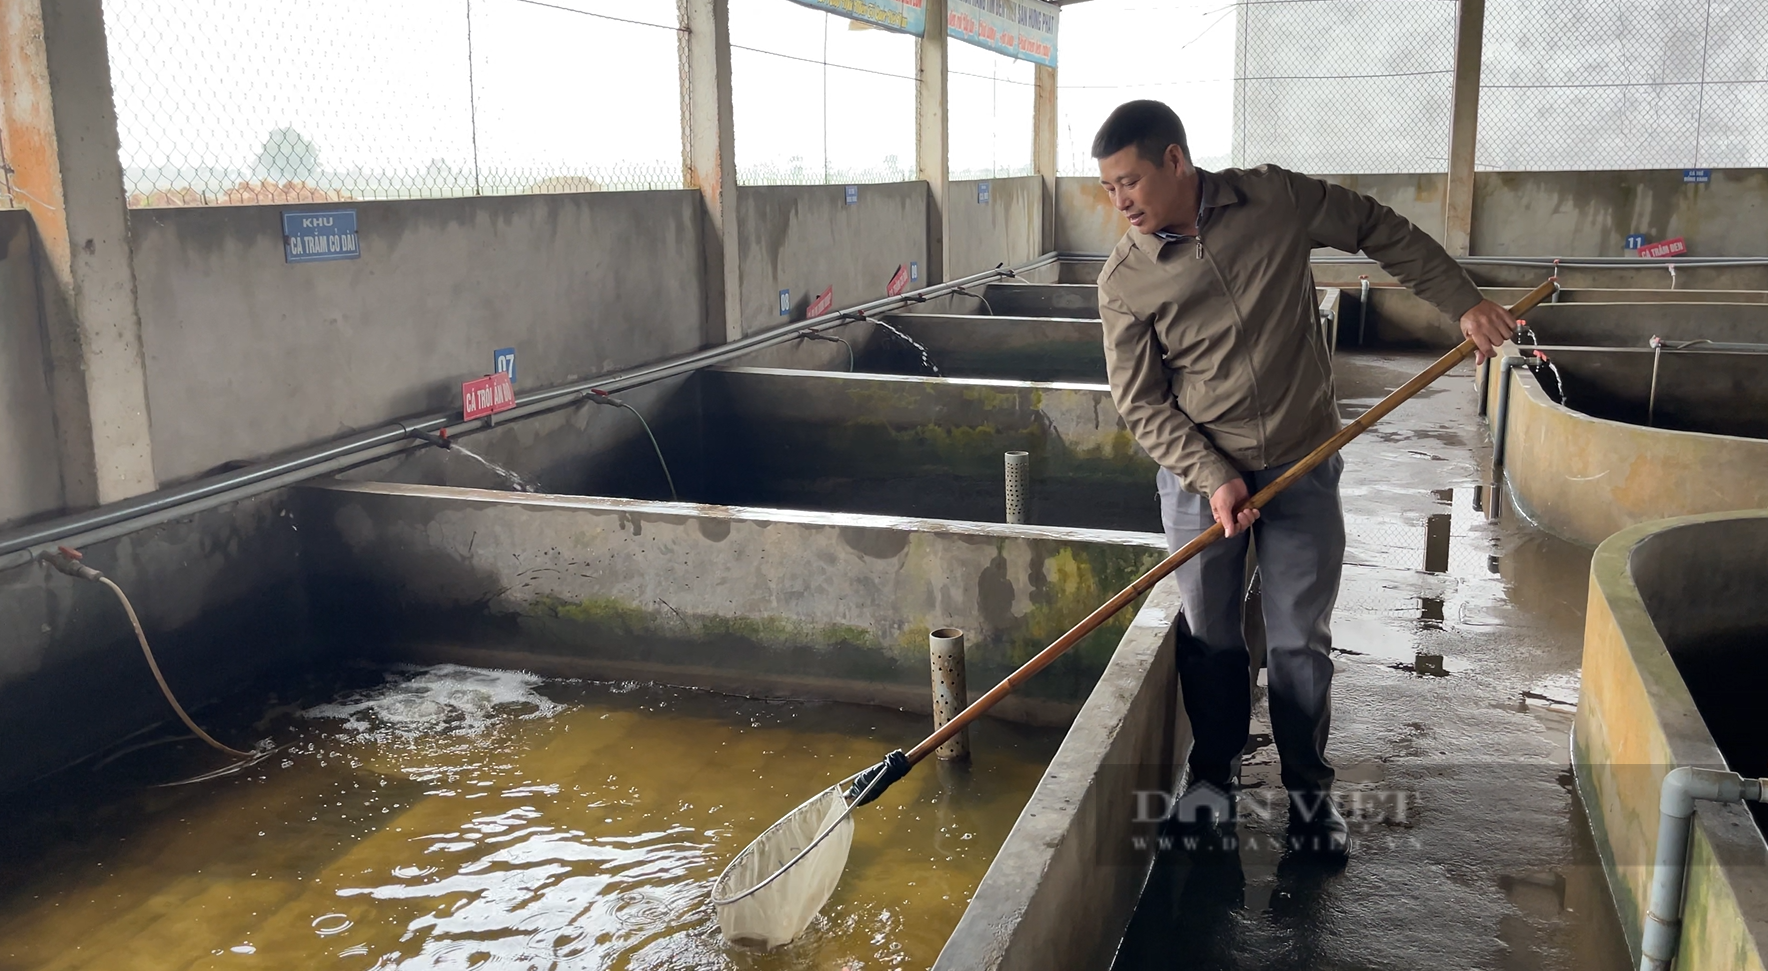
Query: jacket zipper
xmin=1197 ymin=236 xmax=1271 ymax=468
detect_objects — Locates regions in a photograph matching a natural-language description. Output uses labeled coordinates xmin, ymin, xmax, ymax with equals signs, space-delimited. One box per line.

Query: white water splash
xmin=445 ymin=443 xmax=537 ymax=493
xmin=876 ymin=320 xmax=942 ymax=376
xmin=303 ymin=664 xmax=563 ymax=743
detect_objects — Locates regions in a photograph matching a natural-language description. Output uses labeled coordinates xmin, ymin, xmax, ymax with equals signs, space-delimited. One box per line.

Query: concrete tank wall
xmin=1357 ymin=291 xmax=1768 ymax=350
xmin=129 ymin=190 xmax=710 ymax=486
xmin=936 ymin=576 xmax=1188 ymax=971
xmin=699 ymin=367 xmax=1160 ymax=533
xmin=1055 ymin=178 xmax=1125 ymax=260
xmin=1056 ymin=169 xmax=1768 ymax=259
xmin=736 ymin=182 xmax=927 ymax=337
xmin=1473 ymin=169 xmax=1768 ymax=258
xmin=1549 ymin=349 xmax=1768 ymax=440
xmin=1574 ymin=512 xmax=1768 ymax=968
xmin=0 ymin=493 xmax=312 ymax=792
xmin=949 ymin=177 xmax=1043 ymax=279
xmin=0 ymin=210 xmax=65 ymax=528
xmin=865 ymin=314 xmax=1104 ymax=383
xmin=297 ymin=481 xmax=1167 ymax=717
xmin=1487 ymin=365 xmax=1768 ymax=547
xmin=0 ymin=183 xmax=1058 ymax=792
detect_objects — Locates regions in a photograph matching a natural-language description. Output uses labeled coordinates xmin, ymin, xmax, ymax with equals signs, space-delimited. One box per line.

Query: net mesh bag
xmin=712 ymin=784 xmax=854 ymax=948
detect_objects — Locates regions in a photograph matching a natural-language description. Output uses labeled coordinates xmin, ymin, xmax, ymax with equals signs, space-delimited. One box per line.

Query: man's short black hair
xmin=1091 ymin=100 xmax=1190 ymax=165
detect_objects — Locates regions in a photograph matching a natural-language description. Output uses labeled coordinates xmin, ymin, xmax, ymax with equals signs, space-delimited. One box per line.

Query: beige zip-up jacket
xmin=1097 ymin=164 xmax=1483 ymax=498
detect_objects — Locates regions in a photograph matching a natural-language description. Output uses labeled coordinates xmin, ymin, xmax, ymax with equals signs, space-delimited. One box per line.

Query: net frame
xmin=710 ymin=769 xmax=885 ymax=948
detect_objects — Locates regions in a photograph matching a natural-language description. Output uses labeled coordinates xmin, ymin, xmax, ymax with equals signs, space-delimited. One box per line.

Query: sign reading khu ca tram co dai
xmin=282 ymin=209 xmax=359 ymax=264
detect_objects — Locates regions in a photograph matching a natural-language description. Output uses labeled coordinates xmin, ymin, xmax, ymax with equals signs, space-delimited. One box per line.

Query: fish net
xmin=711 ymin=785 xmax=855 ymax=949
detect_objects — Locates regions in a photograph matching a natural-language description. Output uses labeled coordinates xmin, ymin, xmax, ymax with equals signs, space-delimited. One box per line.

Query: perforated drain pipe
xmin=928 ymin=628 xmax=969 ymax=762
xmin=1004 ymin=451 xmax=1028 ymax=525
xmin=0 ymin=256 xmax=1057 ymax=574
xmin=1639 ymin=767 xmax=1768 ymax=971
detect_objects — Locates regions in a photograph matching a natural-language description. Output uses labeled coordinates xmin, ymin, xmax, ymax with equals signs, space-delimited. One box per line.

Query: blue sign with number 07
xmin=494 ymin=347 xmax=516 ymax=385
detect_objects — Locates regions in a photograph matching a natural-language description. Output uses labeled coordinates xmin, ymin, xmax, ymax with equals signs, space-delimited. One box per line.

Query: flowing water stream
xmin=873 ymin=322 xmax=942 ymax=377
xmin=444 ymin=444 xmax=538 ymax=493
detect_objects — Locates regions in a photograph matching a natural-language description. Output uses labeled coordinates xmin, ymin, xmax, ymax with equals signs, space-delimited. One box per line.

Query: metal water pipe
xmin=1357 ymin=275 xmax=1371 ymax=346
xmin=0 ymin=255 xmax=1060 ymax=573
xmin=1487 ymin=356 xmax=1532 ymax=488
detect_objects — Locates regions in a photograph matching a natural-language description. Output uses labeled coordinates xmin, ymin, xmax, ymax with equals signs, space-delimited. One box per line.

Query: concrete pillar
xmin=0 ymin=0 xmax=157 ymax=507
xmin=1032 ymin=64 xmax=1057 ymax=256
xmin=917 ymin=0 xmax=949 ymax=284
xmin=1443 ymin=0 xmax=1484 ymax=257
xmin=679 ymin=0 xmax=743 ymax=343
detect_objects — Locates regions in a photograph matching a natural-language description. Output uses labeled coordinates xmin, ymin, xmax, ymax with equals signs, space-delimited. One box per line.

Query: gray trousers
xmin=1158 ymin=454 xmax=1345 ymax=794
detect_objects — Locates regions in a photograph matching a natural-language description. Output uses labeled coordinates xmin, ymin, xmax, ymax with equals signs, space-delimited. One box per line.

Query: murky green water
xmin=0 ymin=664 xmax=1061 ymax=970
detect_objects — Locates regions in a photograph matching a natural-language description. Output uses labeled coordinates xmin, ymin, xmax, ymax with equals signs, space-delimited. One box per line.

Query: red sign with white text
xmin=807 ymin=285 xmax=834 ymax=318
xmin=887 ymin=264 xmax=910 ymax=296
xmin=462 ymin=372 xmax=516 ymax=421
xmin=1639 ymin=237 xmax=1688 ymax=259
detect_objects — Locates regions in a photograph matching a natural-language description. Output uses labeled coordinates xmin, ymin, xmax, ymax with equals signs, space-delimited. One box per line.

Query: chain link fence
xmin=1232 ymin=0 xmax=1458 ymax=175
xmin=1479 ymin=0 xmax=1768 ymax=170
xmin=948 ymin=40 xmax=1036 ymax=180
xmin=89 ymin=0 xmax=1768 ymax=207
xmin=1056 ymin=0 xmax=1237 ymax=176
xmin=730 ymin=0 xmax=917 ymax=186
xmin=102 ymin=0 xmax=686 ymax=208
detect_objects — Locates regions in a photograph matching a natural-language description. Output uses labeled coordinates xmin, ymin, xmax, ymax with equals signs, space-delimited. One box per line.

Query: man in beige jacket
xmin=1093 ymin=100 xmax=1515 ymax=858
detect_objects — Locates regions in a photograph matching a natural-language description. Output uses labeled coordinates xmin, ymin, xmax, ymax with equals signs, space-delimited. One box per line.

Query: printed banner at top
xmin=947 ymin=0 xmax=1058 ymax=67
xmin=786 ymin=0 xmax=925 ymax=35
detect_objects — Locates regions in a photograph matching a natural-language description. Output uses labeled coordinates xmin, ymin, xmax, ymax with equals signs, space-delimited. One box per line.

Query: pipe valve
xmin=41 ymin=545 xmax=103 ymax=582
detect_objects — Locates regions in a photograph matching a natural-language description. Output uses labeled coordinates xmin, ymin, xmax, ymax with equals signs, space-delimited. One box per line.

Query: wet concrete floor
xmin=1113 ymin=351 xmax=1632 ymax=971
xmin=0 ymin=665 xmax=1061 ymax=970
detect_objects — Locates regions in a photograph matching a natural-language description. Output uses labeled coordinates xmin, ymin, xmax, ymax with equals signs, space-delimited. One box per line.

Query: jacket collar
xmin=1129 ymin=169 xmax=1242 ymax=258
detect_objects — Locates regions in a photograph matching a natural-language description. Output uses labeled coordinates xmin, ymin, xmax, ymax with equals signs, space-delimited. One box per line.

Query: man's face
xmin=1098 ymin=143 xmax=1190 ymax=234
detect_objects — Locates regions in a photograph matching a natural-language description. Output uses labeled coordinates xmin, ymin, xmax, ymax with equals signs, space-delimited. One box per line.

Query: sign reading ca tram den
xmin=282 ymin=209 xmax=360 ymax=264
xmin=784 ymin=0 xmax=1057 ymax=67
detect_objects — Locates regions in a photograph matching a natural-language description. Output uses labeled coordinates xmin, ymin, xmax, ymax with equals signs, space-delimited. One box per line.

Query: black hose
xmin=592 ymin=394 xmax=678 ymax=501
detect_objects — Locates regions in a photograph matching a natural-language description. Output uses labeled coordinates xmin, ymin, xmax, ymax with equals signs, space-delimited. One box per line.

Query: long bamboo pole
xmin=901 ymin=278 xmax=1555 ymax=766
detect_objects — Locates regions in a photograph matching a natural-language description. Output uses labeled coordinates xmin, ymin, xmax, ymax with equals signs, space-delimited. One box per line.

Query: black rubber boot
xmin=1285 ymin=790 xmax=1349 ymax=860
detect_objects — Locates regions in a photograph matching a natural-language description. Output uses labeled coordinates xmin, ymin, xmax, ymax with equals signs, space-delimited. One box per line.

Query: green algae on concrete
xmin=299 ymin=483 xmax=1169 ymax=716
xmin=1575 ymin=510 xmax=1768 ymax=969
xmin=516 ymin=540 xmax=1164 ymax=707
xmin=699 ymin=368 xmax=1162 ymax=531
xmin=522 ymin=593 xmax=908 ymax=686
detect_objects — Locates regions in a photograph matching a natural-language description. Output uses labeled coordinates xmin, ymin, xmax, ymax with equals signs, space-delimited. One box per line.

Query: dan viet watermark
xmin=1132 ymin=781 xmax=1415 ymax=829
xmin=1087 ymin=762 xmax=1735 ymax=865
